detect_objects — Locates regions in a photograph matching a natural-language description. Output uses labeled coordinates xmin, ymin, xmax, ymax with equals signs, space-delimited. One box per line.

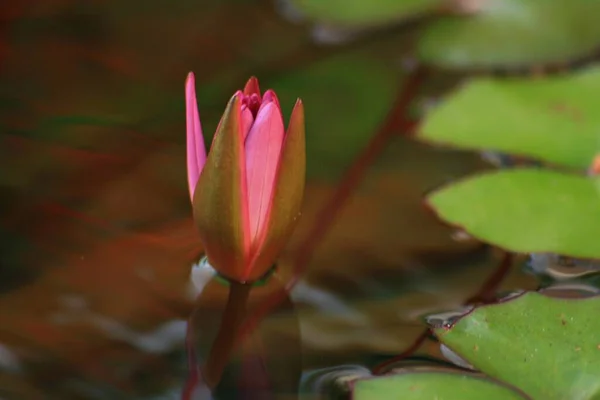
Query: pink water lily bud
xmin=186 ymin=72 xmax=305 ymax=283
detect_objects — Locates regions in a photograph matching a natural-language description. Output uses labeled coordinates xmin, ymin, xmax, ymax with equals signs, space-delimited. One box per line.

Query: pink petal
xmin=186 ymin=72 xmax=207 ymax=201
xmin=244 ymin=102 xmax=284 ymax=249
xmin=261 ymin=90 xmax=284 ymax=125
xmin=240 ymin=105 xmax=254 ymax=141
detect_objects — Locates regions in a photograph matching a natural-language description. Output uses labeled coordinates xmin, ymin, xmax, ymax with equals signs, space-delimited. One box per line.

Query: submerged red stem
xmin=464 ymin=251 xmax=514 ymax=305
xmin=372 ymin=330 xmax=430 ymax=375
xmin=370 ymin=250 xmax=515 ymax=374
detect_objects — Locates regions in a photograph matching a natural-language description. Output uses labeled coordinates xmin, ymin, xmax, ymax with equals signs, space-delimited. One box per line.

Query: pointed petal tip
xmin=185 ymin=72 xmax=198 ymax=103
xmin=293 ymin=98 xmax=304 ymax=110
xmin=218 ymin=91 xmax=244 ymax=143
xmin=226 ymin=91 xmax=244 ymax=111
xmin=262 ymin=89 xmax=281 ymax=109
xmin=231 ymin=93 xmax=245 ymax=116
xmin=289 ymin=98 xmax=305 ymax=122
xmin=243 ymin=76 xmax=261 ymax=97
xmin=186 ymin=72 xmax=195 ymax=86
xmin=285 ymin=98 xmax=305 ymax=140
xmin=232 ymin=90 xmax=244 ymax=101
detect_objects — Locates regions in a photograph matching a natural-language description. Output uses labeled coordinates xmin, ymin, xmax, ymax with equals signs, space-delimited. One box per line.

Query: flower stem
xmin=464 ymin=251 xmax=514 ymax=305
xmin=203 ymin=280 xmax=252 ymax=389
xmin=371 ymin=330 xmax=429 ymax=375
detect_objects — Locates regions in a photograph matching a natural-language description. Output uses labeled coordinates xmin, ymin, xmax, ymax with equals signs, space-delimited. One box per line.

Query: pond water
xmin=2 ymin=1 xmax=599 ymax=399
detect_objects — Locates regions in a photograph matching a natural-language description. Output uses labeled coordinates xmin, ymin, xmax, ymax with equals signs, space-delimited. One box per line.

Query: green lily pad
xmin=435 ymin=292 xmax=600 ymax=399
xmin=353 ymin=371 xmax=528 ymax=399
xmin=266 ymin=51 xmax=400 ymax=180
xmin=289 ymin=0 xmax=443 ymax=28
xmin=418 ymin=67 xmax=600 ymax=170
xmin=427 ymin=168 xmax=600 ymax=258
xmin=417 ymin=0 xmax=600 ymax=69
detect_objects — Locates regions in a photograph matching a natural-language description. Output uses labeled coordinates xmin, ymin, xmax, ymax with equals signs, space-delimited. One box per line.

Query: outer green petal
xmin=193 ymin=94 xmax=250 ymax=281
xmin=248 ymin=99 xmax=306 ymax=282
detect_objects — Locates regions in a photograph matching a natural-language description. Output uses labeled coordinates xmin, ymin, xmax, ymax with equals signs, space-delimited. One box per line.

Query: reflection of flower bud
xmin=184 ymin=269 xmax=302 ymax=399
xmin=186 ymin=73 xmax=306 ymax=283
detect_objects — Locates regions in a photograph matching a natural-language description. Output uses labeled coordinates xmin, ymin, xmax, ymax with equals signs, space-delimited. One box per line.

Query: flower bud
xmin=186 ymin=73 xmax=305 ymax=283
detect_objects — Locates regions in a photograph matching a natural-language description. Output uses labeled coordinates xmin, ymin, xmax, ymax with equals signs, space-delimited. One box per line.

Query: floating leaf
xmin=417 ymin=0 xmax=600 ymax=69
xmin=427 ymin=169 xmax=600 ymax=258
xmin=289 ymin=0 xmax=443 ymax=28
xmin=418 ymin=66 xmax=600 ymax=170
xmin=353 ymin=371 xmax=528 ymax=399
xmin=435 ymin=292 xmax=600 ymax=399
